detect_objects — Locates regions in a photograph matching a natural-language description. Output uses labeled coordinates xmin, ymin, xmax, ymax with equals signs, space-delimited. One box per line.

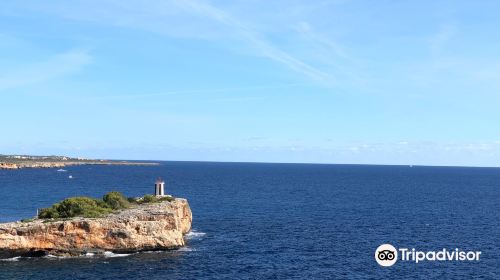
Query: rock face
xmin=0 ymin=199 xmax=192 ymax=258
xmin=0 ymin=162 xmax=18 ymax=169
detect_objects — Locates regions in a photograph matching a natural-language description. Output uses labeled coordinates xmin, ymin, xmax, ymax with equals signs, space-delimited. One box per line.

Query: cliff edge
xmin=0 ymin=198 xmax=192 ymax=258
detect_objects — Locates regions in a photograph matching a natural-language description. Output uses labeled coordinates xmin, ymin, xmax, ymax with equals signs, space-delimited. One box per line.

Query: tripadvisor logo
xmin=375 ymin=244 xmax=481 ymax=267
xmin=375 ymin=244 xmax=398 ymax=267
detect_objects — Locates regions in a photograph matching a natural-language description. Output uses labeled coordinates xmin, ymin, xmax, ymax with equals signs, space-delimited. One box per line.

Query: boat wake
xmin=103 ymin=251 xmax=132 ymax=258
xmin=178 ymin=247 xmax=195 ymax=252
xmin=185 ymin=230 xmax=206 ymax=240
xmin=0 ymin=256 xmax=21 ymax=262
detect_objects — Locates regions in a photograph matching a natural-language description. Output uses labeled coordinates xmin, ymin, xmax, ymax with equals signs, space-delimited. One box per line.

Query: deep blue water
xmin=0 ymin=162 xmax=499 ymax=279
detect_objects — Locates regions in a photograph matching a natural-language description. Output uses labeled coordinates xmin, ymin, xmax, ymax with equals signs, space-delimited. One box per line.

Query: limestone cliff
xmin=0 ymin=199 xmax=192 ymax=258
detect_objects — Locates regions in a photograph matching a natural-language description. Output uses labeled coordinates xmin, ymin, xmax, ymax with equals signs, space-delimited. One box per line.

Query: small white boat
xmin=57 ymin=169 xmax=67 ymax=172
xmin=68 ymin=175 xmax=73 ymax=179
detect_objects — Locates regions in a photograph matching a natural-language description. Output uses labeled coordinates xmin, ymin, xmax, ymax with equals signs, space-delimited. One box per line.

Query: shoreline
xmin=0 ymin=159 xmax=159 ymax=170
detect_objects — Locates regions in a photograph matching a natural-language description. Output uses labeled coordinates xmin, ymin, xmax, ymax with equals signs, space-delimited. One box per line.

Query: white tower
xmin=155 ymin=178 xmax=165 ymax=196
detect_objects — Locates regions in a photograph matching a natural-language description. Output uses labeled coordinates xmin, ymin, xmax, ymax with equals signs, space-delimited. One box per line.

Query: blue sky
xmin=1 ymin=0 xmax=500 ymax=166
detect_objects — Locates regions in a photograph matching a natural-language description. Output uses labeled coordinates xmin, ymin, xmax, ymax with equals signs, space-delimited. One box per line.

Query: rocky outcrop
xmin=0 ymin=199 xmax=192 ymax=258
xmin=0 ymin=162 xmax=18 ymax=169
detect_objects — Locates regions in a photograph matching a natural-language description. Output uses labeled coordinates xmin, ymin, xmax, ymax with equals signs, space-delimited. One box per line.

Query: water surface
xmin=0 ymin=162 xmax=498 ymax=279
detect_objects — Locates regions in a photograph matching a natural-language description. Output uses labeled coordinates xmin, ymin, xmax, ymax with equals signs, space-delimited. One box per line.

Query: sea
xmin=0 ymin=162 xmax=498 ymax=279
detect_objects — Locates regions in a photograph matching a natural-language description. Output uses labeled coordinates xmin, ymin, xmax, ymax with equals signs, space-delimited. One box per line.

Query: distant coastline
xmin=0 ymin=155 xmax=159 ymax=169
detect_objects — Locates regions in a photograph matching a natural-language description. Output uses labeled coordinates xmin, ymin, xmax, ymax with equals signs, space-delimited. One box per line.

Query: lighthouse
xmin=155 ymin=177 xmax=165 ymax=196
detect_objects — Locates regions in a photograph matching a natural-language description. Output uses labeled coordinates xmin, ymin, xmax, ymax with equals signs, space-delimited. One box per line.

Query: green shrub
xmin=57 ymin=197 xmax=112 ymax=218
xmin=103 ymin=191 xmax=130 ymax=210
xmin=35 ymin=191 xmax=173 ymax=220
xmin=127 ymin=197 xmax=139 ymax=203
xmin=142 ymin=194 xmax=158 ymax=203
xmin=158 ymin=196 xmax=174 ymax=202
xmin=38 ymin=205 xmax=61 ymax=219
xmin=141 ymin=195 xmax=174 ymax=203
xmin=95 ymin=199 xmax=111 ymax=209
xmin=38 ymin=197 xmax=113 ymax=219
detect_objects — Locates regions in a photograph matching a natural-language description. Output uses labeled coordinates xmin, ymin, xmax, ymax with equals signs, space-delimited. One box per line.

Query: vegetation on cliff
xmin=38 ymin=196 xmax=116 ymax=219
xmin=39 ymin=192 xmax=129 ymax=219
xmin=142 ymin=194 xmax=174 ymax=203
xmin=38 ymin=192 xmax=175 ymax=219
xmin=103 ymin=191 xmax=130 ymax=209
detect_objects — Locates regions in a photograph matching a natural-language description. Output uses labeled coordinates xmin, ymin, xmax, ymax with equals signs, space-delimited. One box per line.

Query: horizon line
xmin=74 ymin=157 xmax=500 ymax=169
xmin=3 ymin=153 xmax=500 ymax=168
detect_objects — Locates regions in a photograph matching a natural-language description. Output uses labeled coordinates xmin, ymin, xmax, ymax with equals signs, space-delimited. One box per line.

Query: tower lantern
xmin=155 ymin=177 xmax=165 ymax=196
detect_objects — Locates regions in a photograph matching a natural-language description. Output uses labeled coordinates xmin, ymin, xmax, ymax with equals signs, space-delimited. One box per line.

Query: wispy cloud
xmin=0 ymin=49 xmax=92 ymax=91
xmin=31 ymin=0 xmax=336 ymax=87
xmin=295 ymin=21 xmax=349 ymax=60
xmin=174 ymin=0 xmax=335 ymax=86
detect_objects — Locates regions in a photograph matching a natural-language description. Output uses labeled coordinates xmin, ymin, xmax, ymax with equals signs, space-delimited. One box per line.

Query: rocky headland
xmin=0 ymin=199 xmax=192 ymax=258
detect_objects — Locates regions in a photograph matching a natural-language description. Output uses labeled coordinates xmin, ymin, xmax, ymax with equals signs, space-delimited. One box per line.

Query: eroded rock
xmin=0 ymin=199 xmax=192 ymax=258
